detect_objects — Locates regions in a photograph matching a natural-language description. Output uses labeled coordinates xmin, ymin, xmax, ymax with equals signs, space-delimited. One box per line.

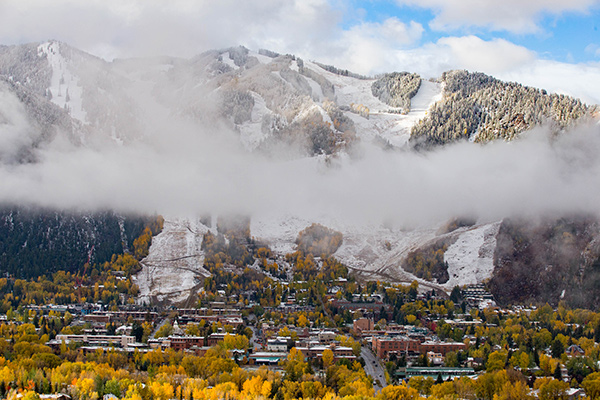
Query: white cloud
xmin=323 ymin=34 xmax=600 ymax=106
xmin=498 ymin=60 xmax=600 ymax=105
xmin=585 ymin=43 xmax=600 ymax=58
xmin=319 ymin=17 xmax=424 ymax=74
xmin=321 ymin=35 xmax=536 ymax=78
xmin=434 ymin=36 xmax=537 ymax=74
xmin=2 ymin=109 xmax=600 ymax=229
xmin=0 ymin=0 xmax=339 ymax=60
xmin=395 ymin=0 xmax=599 ymax=33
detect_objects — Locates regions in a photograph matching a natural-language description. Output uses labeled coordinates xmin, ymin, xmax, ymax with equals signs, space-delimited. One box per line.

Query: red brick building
xmin=419 ymin=341 xmax=466 ymax=356
xmin=168 ymin=336 xmax=205 ymax=351
xmin=353 ymin=318 xmax=374 ymax=335
xmin=372 ymin=336 xmax=420 ymax=359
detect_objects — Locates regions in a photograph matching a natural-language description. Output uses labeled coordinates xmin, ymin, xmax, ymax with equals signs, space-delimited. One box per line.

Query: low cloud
xmin=1 ymin=90 xmax=600 ymax=231
xmin=0 ymin=87 xmax=38 ymax=163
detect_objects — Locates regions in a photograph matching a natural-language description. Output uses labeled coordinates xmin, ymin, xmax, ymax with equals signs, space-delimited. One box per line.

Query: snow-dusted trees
xmin=371 ymin=72 xmax=421 ymax=113
xmin=410 ymin=70 xmax=595 ymax=148
xmin=221 ymin=90 xmax=254 ymax=124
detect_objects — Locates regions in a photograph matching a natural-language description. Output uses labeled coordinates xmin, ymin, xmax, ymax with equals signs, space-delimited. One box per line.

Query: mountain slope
xmin=411 ymin=70 xmax=596 ymax=148
xmin=0 ymin=41 xmax=599 ymax=307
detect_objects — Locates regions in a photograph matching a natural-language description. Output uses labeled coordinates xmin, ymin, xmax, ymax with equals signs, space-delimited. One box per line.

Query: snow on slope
xmin=238 ymin=91 xmax=274 ymax=150
xmin=302 ymin=62 xmax=441 ymax=147
xmin=37 ymin=41 xmax=87 ymax=123
xmin=134 ymin=218 xmax=211 ymax=305
xmin=443 ymin=222 xmax=501 ymax=288
xmin=222 ymin=52 xmax=238 ymax=70
xmin=251 ymin=200 xmax=442 ymax=285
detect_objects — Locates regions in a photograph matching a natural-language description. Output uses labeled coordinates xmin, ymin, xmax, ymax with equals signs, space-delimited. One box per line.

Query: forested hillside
xmin=490 ymin=216 xmax=600 ymax=308
xmin=410 ymin=70 xmax=595 ymax=147
xmin=0 ymin=207 xmax=153 ymax=278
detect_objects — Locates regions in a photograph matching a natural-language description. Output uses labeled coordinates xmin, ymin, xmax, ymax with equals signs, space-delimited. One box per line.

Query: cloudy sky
xmin=1 ymin=0 xmax=600 ymax=225
xmin=1 ymin=0 xmax=599 ymax=103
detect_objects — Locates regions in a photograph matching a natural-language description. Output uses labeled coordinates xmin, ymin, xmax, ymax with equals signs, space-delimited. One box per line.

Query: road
xmin=150 ymin=317 xmax=168 ymax=339
xmin=361 ymin=346 xmax=387 ymax=393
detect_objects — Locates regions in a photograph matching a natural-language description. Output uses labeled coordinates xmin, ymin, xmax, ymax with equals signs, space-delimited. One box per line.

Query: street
xmin=361 ymin=346 xmax=387 ymax=393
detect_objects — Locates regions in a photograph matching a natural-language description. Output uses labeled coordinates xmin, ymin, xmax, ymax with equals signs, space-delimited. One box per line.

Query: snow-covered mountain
xmin=1 ymin=41 xmax=599 ymax=306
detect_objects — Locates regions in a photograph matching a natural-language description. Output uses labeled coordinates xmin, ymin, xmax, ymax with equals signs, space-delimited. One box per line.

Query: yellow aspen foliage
xmin=297 ymin=314 xmax=309 ymax=327
xmin=149 ymin=381 xmax=174 ymax=400
xmin=539 ymin=354 xmax=559 ymax=376
xmin=430 ymin=381 xmax=456 ymax=399
xmin=582 ymin=372 xmax=600 ymax=400
xmin=339 ymin=379 xmax=374 ymax=398
xmin=242 ymin=375 xmax=266 ymax=398
xmin=0 ymin=366 xmax=15 ymax=389
xmin=75 ymin=377 xmax=98 ymax=400
xmin=322 ymin=348 xmax=334 ymax=369
xmin=493 ymin=380 xmax=534 ymax=400
xmin=536 ymin=378 xmax=569 ymax=400
xmin=378 ymin=383 xmax=419 ymax=400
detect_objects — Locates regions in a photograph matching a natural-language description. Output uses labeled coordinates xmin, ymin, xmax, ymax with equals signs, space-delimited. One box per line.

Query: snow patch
xmin=443 ymin=222 xmax=501 ymax=288
xmin=249 ymin=51 xmax=273 ymax=65
xmin=303 ymin=75 xmax=324 ymax=102
xmin=238 ymin=91 xmax=273 ymax=151
xmin=222 ymin=52 xmax=238 ymax=70
xmin=301 ymin=62 xmax=441 ymax=147
xmin=134 ymin=218 xmax=211 ymax=304
xmin=38 ymin=41 xmax=87 ymax=124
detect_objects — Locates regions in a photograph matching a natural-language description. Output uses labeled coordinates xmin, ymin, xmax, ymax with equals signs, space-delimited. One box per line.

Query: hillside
xmin=411 ymin=70 xmax=596 ymax=148
xmin=0 ymin=206 xmax=151 ymax=278
xmin=0 ymin=41 xmax=599 ymax=307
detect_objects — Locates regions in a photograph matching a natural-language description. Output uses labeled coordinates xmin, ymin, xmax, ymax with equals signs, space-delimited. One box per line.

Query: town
xmin=0 ymin=221 xmax=597 ymax=400
xmin=1 ymin=273 xmax=598 ymax=400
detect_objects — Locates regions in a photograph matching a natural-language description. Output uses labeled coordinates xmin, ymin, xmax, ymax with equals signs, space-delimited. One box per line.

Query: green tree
xmin=551 ymin=339 xmax=564 ymax=359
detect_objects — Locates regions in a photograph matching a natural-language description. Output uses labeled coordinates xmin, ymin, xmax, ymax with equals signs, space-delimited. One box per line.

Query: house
xmin=51 ymin=334 xmax=135 ymax=348
xmin=565 ymin=388 xmax=586 ymax=399
xmin=267 ymin=337 xmax=291 ymax=352
xmin=419 ymin=341 xmax=466 ymax=356
xmin=565 ymin=345 xmax=585 ymax=357
xmin=427 ymin=351 xmax=444 ymax=366
xmin=248 ymin=352 xmax=288 ymax=365
xmin=353 ymin=318 xmax=374 ymax=335
xmin=168 ymin=335 xmax=205 ymax=351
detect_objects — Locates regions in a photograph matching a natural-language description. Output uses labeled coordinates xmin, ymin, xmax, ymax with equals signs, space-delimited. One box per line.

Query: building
xmin=249 ymin=352 xmax=287 ymax=366
xmin=317 ymin=330 xmax=337 ymax=344
xmin=168 ymin=336 xmax=205 ymax=351
xmin=297 ymin=344 xmax=356 ymax=362
xmin=396 ymin=367 xmax=476 ymax=380
xmin=207 ymin=332 xmax=228 ymax=346
xmin=565 ymin=345 xmax=585 ymax=357
xmin=427 ymin=352 xmax=444 ymax=366
xmin=53 ymin=334 xmax=135 ymax=348
xmin=353 ymin=318 xmax=374 ymax=335
xmin=372 ymin=336 xmax=420 ymax=359
xmin=419 ymin=341 xmax=466 ymax=356
xmin=267 ymin=337 xmax=290 ymax=352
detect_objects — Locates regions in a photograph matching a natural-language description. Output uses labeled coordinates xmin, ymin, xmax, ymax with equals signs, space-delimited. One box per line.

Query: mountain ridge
xmin=0 ymin=41 xmax=599 ymax=308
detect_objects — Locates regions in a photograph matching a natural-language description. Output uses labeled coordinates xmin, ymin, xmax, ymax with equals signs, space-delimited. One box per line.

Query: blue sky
xmin=1 ymin=0 xmax=600 ymax=103
xmin=345 ymin=0 xmax=600 ymax=63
